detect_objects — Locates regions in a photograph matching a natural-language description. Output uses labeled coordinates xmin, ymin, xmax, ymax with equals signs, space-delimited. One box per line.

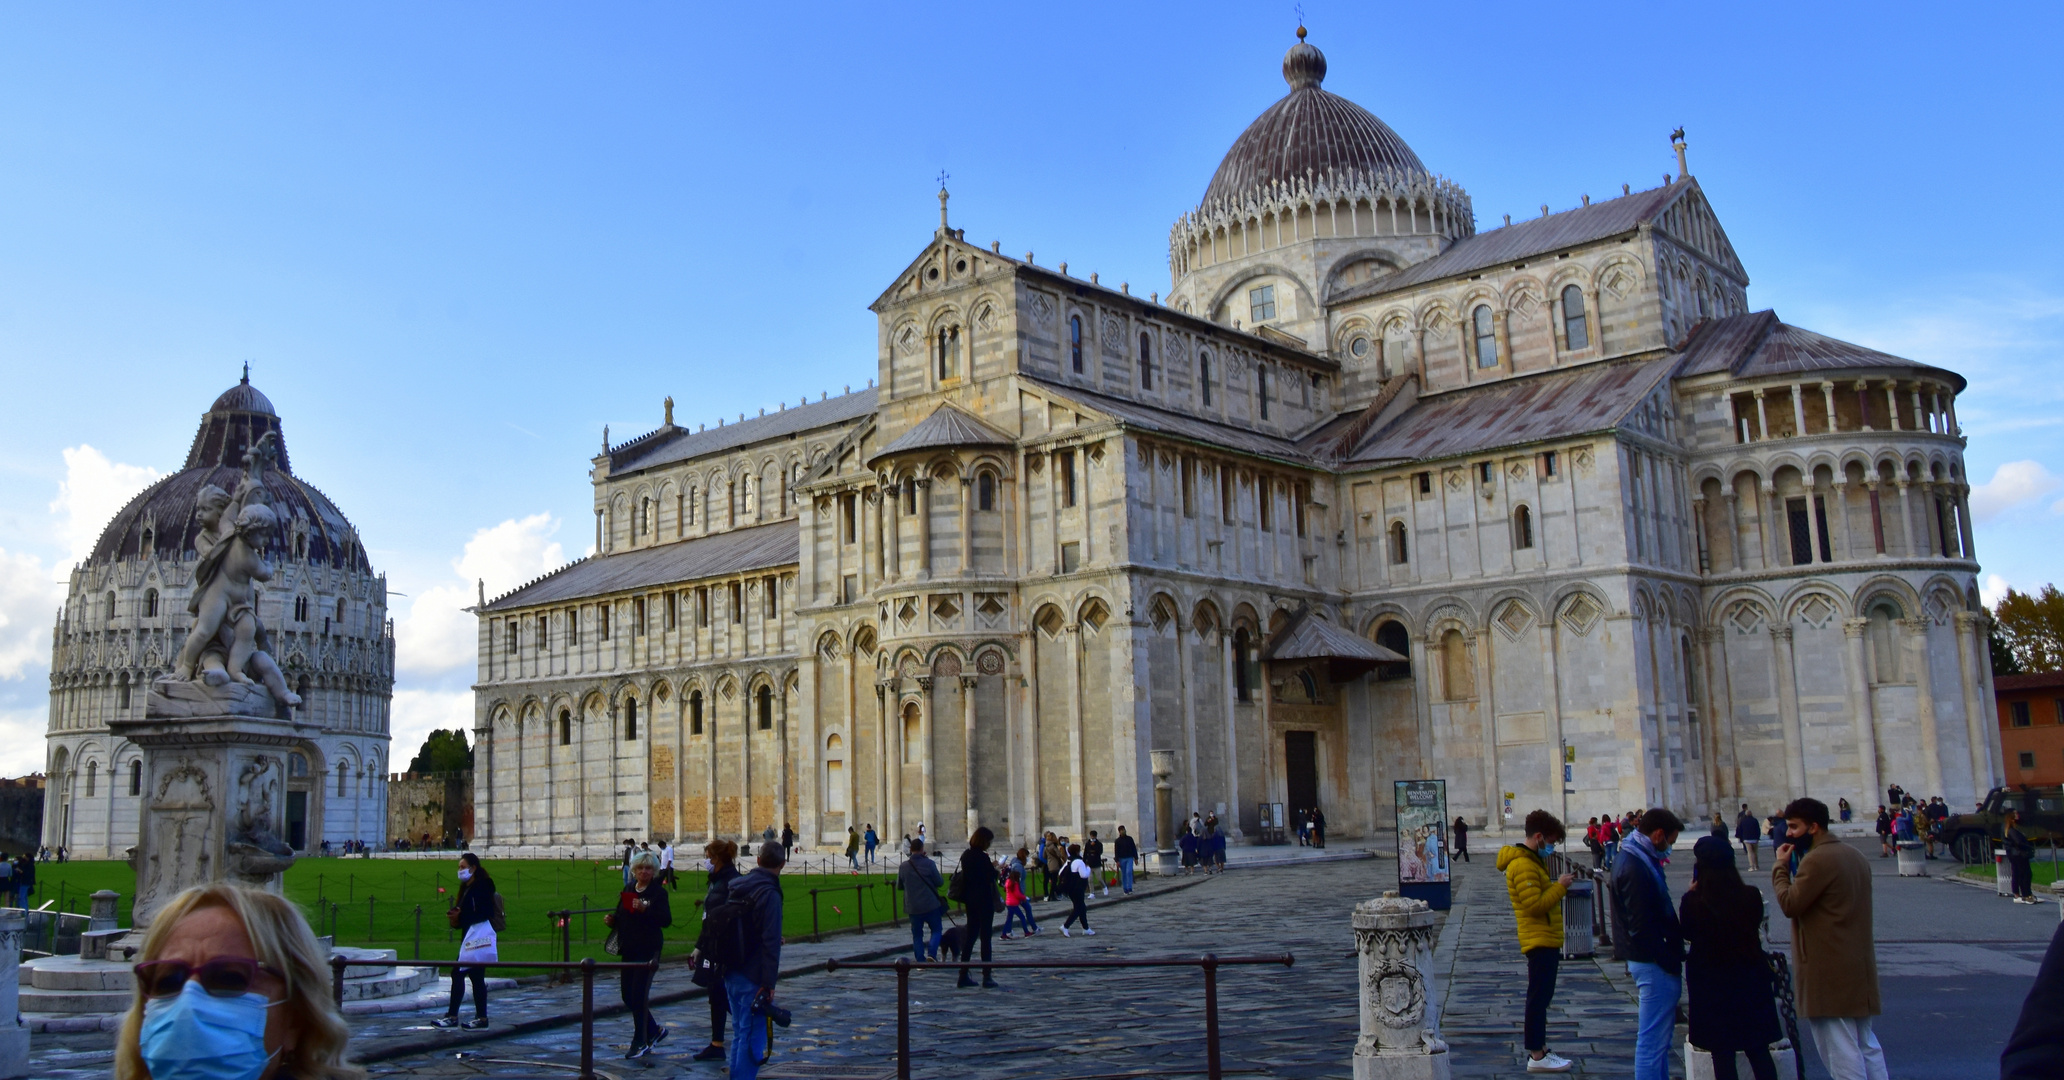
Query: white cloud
xmin=1969 ymin=460 xmax=2061 ymax=522
xmin=393 ymin=513 xmax=564 ymax=679
xmin=49 ymin=445 xmax=160 ymax=567
xmin=1982 ymin=573 xmax=2013 ymax=610
xmin=0 ymin=547 xmax=63 ymax=681
xmin=389 ymin=688 xmax=477 ymax=775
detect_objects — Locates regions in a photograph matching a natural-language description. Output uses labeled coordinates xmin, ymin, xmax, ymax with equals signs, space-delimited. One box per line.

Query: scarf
xmin=1620 ymin=829 xmax=1670 ymax=902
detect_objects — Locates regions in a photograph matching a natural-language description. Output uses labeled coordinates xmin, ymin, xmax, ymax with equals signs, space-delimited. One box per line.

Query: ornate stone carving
xmin=1352 ymin=891 xmax=1448 ymax=1080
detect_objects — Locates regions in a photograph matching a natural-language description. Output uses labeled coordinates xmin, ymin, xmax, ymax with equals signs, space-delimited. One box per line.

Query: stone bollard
xmin=1352 ymin=890 xmax=1449 ymax=1080
xmin=88 ymin=890 xmax=121 ymax=933
xmin=0 ymin=912 xmax=27 ymax=1077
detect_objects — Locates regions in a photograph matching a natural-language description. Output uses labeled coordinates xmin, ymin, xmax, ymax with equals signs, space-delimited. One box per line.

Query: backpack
xmin=489 ymin=893 xmax=507 ymax=933
xmin=947 ymin=866 xmax=966 ymax=903
xmin=698 ymin=890 xmax=759 ymax=969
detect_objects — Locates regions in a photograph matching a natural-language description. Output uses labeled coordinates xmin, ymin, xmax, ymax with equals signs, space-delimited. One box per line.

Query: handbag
xmin=603 ymin=927 xmax=622 ymax=956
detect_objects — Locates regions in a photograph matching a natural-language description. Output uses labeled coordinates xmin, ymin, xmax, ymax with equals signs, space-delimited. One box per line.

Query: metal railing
xmin=328 ymin=955 xmax=654 ymax=1080
xmin=824 ymin=953 xmax=1294 ymax=1080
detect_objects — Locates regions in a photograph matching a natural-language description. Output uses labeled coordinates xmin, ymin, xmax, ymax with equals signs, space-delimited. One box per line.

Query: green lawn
xmin=21 ymin=859 xmax=910 ymax=965
xmin=1958 ymin=857 xmax=2064 ymax=888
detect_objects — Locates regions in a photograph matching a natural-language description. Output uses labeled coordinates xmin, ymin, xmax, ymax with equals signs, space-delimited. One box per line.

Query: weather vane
xmin=936 ymin=169 xmax=950 ymax=192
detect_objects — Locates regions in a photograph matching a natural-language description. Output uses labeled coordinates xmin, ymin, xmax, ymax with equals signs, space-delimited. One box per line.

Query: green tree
xmin=1992 ymin=586 xmax=2064 ymax=673
xmin=407 ymin=729 xmax=473 ymax=774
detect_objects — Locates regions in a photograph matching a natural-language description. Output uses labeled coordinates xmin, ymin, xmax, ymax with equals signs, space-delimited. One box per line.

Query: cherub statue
xmin=172 ymin=433 xmax=301 ymax=709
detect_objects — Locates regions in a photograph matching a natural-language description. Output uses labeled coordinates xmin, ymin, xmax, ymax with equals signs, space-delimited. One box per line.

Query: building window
xmin=689 ymin=690 xmax=704 ymax=735
xmin=841 ymin=574 xmax=858 ymax=605
xmin=1375 ymin=621 xmax=1412 ymax=682
xmin=1388 ymin=521 xmax=1409 ymax=564
xmin=1069 ymin=316 xmax=1084 ymax=373
xmin=1416 ymin=471 xmax=1432 ymax=495
xmin=1514 ymin=505 xmax=1535 ymax=549
xmin=2020 ymin=751 xmax=2037 ymax=770
xmin=338 ymin=767 xmax=348 ymax=797
xmin=560 ymin=710 xmax=572 ymax=745
xmin=903 ymin=477 xmax=918 ymax=515
xmin=1866 ymin=602 xmax=1903 ymax=683
xmin=505 ymin=621 xmax=518 ymax=654
xmin=936 ymin=325 xmax=960 ymax=381
xmin=104 ymin=590 xmax=116 ymax=623
xmin=696 ymin=587 xmax=709 ymax=628
xmin=1477 ymin=462 xmax=1494 ymax=485
xmin=1180 ymin=459 xmax=1195 ymax=518
xmin=2012 ymin=701 xmax=2032 ymax=728
xmin=85 ymin=761 xmax=96 ymax=797
xmin=903 ymin=703 xmax=922 ymax=763
xmin=1139 ymin=332 xmax=1153 ymax=390
xmin=625 ymin=698 xmax=638 ymax=741
xmin=730 ymin=581 xmax=743 ymax=623
xmin=841 ymin=493 xmax=858 ymax=542
xmin=765 ymin=576 xmax=779 ymax=617
xmin=568 ymin=608 xmax=580 ymax=646
xmin=1473 ymin=305 xmax=1498 ymax=368
xmin=1258 ymin=365 xmax=1271 ymax=420
xmin=1350 ymin=334 xmax=1371 ymax=359
xmin=687 ymin=488 xmax=697 ymax=526
xmin=633 ymin=597 xmax=646 ymax=636
xmin=145 ymin=589 xmax=158 ymax=618
xmin=1233 ymin=627 xmax=1253 ymax=701
xmin=1221 ymin=466 xmax=1236 ymax=525
xmin=537 ymin=614 xmax=549 ymax=650
xmin=130 ymin=760 xmax=142 ymax=796
xmin=295 ymin=596 xmax=309 ymax=622
xmin=1787 ymin=496 xmax=1831 ymax=565
xmin=1199 ymin=351 xmax=1214 ymax=405
xmin=977 ymin=472 xmax=996 ymax=511
xmin=757 ymin=685 xmax=774 ymax=730
xmin=665 ymin=593 xmax=677 ymax=631
xmin=1257 ymin=477 xmax=1273 ymax=532
xmin=118 ymin=679 xmax=131 ymax=710
xmin=1561 ymin=285 xmax=1589 ymax=350
xmin=1249 ymin=284 xmax=1276 ymax=323
xmin=1057 ymin=450 xmax=1077 ymax=507
xmin=599 ymin=604 xmax=610 ymax=640
xmin=1541 ymin=450 xmax=1558 ymax=478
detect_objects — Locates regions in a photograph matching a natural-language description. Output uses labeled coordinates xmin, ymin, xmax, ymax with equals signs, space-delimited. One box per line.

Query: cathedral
xmin=471 ymin=31 xmax=1995 ymax=856
xmin=42 ymin=374 xmax=396 ymax=858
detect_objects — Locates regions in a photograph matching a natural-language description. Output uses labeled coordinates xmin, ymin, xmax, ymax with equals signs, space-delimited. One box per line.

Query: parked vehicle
xmin=1937 ymin=785 xmax=2064 ymax=863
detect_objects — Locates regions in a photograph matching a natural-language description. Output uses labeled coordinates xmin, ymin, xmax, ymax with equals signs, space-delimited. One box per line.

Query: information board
xmin=1394 ymin=779 xmax=1452 ymax=909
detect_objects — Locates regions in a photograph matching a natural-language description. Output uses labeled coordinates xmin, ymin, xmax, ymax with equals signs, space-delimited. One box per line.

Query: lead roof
xmin=482 ymin=519 xmax=799 ymax=612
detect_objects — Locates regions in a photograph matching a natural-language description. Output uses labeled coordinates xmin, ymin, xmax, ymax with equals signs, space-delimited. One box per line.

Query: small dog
xmin=938 ymin=923 xmax=965 ymax=960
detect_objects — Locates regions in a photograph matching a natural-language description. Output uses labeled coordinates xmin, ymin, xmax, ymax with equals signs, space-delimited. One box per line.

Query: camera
xmin=752 ymin=998 xmax=792 ymax=1029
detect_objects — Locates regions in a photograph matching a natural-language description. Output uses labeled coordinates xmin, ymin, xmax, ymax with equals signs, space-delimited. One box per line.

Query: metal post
xmin=330 ymin=953 xmax=346 ymax=1007
xmin=891 ymin=881 xmax=900 ymax=926
xmin=368 ymin=896 xmax=376 ymax=941
xmin=581 ymin=894 xmax=589 ymax=943
xmin=348 ymin=873 xmax=354 ymax=904
xmin=562 ymin=911 xmax=572 ymax=964
xmin=1203 ymin=954 xmax=1221 ymax=1080
xmin=811 ymin=889 xmax=821 ymax=942
xmin=895 ymin=956 xmax=911 ymax=1080
xmin=579 ymin=958 xmax=596 ymax=1080
xmin=414 ymin=905 xmax=422 ymax=960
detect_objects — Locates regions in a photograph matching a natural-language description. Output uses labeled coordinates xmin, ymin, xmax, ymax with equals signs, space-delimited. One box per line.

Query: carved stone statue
xmin=154 ymin=432 xmax=301 ymax=719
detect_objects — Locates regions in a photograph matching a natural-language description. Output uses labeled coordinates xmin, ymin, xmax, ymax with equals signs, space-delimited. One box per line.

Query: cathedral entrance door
xmin=1284 ymin=731 xmax=1318 ymax=824
xmin=286 ymin=791 xmax=307 ymax=851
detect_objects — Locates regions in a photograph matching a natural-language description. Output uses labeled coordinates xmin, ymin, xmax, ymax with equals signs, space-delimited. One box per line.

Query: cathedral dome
xmin=1200 ymin=28 xmax=1429 ymax=210
xmin=83 ymin=375 xmax=368 ymax=571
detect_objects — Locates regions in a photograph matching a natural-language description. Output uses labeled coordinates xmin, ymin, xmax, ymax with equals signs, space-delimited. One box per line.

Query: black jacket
xmin=1609 ymin=839 xmax=1683 ymax=974
xmin=958 ymin=848 xmax=1001 ymax=911
xmin=1680 ymin=880 xmax=1781 ymax=1052
xmin=727 ymin=868 xmax=785 ymax=990
xmin=452 ymin=871 xmax=497 ymax=932
xmin=614 ymin=881 xmax=672 ymax=962
xmin=1113 ymin=835 xmax=1138 ymax=860
xmin=2003 ymin=921 xmax=2064 ymax=1079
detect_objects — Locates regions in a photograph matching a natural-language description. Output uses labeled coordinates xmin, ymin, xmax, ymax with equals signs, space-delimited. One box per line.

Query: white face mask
xmin=457 ymin=868 xmax=472 ymax=882
xmin=703 ymin=859 xmax=714 ymax=872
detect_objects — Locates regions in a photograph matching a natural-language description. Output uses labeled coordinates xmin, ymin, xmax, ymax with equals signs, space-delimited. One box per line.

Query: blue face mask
xmin=1541 ymin=842 xmax=1557 ymax=856
xmin=140 ymin=979 xmax=281 ymax=1080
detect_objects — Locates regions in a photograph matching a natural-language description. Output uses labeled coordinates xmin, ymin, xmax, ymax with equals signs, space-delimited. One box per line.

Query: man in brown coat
xmin=1773 ymin=796 xmax=1888 ymax=1080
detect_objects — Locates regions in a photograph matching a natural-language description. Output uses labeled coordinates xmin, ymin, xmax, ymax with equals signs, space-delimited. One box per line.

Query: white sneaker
xmin=1084 ymin=928 xmax=1096 ymax=935
xmin=1061 ymin=926 xmax=1071 ymax=937
xmin=1527 ymin=1053 xmax=1573 ymax=1072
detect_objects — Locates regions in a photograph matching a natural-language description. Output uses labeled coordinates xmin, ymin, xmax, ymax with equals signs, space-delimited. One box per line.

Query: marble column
xmin=776 ymin=677 xmax=791 ymax=844
xmin=1771 ymin=626 xmax=1807 ymax=797
xmin=1907 ymin=619 xmax=1945 ymax=797
xmin=883 ymin=682 xmax=903 ymax=844
xmin=917 ymin=676 xmax=937 ymax=838
xmin=1067 ymin=624 xmax=1087 ymax=837
xmin=1221 ymin=630 xmax=1242 ymax=838
xmin=1842 ymin=619 xmax=1882 ymax=812
xmin=960 ymin=673 xmax=980 ymax=837
xmin=1179 ymin=620 xmax=1200 ymax=816
xmin=1953 ymin=613 xmax=1993 ymax=799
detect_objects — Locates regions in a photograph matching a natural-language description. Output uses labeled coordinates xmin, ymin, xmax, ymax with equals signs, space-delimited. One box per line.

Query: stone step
xmin=19 ymin=986 xmax=134 ymax=1014
xmin=336 ymin=965 xmax=436 ymax=1001
xmin=23 ymin=956 xmax=131 ymax=992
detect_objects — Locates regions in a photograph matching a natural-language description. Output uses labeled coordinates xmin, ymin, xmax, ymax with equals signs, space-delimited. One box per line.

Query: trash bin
xmin=1562 ymin=878 xmax=1596 ymax=958
xmin=1997 ymin=846 xmax=2012 ymax=896
xmin=1895 ymin=840 xmax=1927 ymax=877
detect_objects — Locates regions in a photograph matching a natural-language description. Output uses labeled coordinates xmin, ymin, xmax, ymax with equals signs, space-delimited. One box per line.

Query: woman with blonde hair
xmin=116 ymin=881 xmax=360 ymax=1080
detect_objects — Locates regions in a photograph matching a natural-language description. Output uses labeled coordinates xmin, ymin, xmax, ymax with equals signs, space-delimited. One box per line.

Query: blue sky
xmin=2 ymin=2 xmax=2060 ymax=776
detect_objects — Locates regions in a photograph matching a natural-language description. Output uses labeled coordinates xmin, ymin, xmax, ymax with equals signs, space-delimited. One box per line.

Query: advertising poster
xmin=1395 ymin=779 xmax=1452 ymax=909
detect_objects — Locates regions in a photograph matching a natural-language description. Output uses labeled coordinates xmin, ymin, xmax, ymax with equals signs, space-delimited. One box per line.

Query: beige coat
xmin=1771 ymin=831 xmax=1880 ymax=1018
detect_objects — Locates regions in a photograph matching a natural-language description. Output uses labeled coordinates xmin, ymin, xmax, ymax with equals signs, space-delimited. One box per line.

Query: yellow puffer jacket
xmin=1498 ymin=843 xmax=1568 ymax=952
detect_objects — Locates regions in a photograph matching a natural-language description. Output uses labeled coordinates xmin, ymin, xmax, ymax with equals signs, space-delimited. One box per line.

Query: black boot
xmin=982 ymin=975 xmax=1000 ymax=989
xmin=957 ymin=973 xmax=977 ymax=988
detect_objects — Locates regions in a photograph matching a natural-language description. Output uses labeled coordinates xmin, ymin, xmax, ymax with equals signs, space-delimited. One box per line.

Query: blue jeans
xmin=1002 ymin=902 xmax=1037 ymax=935
xmin=1626 ymin=961 xmax=1680 ymax=1080
xmin=1118 ymin=857 xmax=1135 ymax=893
xmin=724 ymin=973 xmax=766 ymax=1080
xmin=909 ymin=908 xmax=942 ymax=960
xmin=9 ymin=886 xmax=23 ymax=909
xmin=1603 ymin=841 xmax=1618 ymax=868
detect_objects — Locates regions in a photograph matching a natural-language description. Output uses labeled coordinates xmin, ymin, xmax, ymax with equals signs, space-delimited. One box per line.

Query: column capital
xmin=1770 ymin=625 xmax=1794 ymax=644
xmin=915 ymin=675 xmax=934 ymax=692
xmin=1953 ymin=611 xmax=1988 ymax=632
xmin=1843 ymin=617 xmax=1869 ymax=637
xmin=958 ymin=674 xmax=980 ymax=690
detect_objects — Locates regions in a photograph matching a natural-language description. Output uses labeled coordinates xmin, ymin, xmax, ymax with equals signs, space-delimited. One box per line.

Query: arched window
xmin=105 ymin=591 xmax=117 ymax=624
xmin=293 ymin=534 xmax=306 ymax=559
xmin=688 ymin=690 xmax=704 ymax=735
xmin=1866 ymin=601 xmax=1904 ymax=683
xmin=1441 ymin=629 xmax=1472 ymax=701
xmin=1199 ymin=351 xmax=1214 ymax=406
xmin=145 ymin=589 xmax=158 ymax=618
xmin=1257 ymin=365 xmax=1271 ymax=421
xmin=1387 ymin=520 xmax=1409 ymax=564
xmin=1473 ymin=305 xmax=1498 ymax=368
xmin=1232 ymin=627 xmax=1253 ymax=702
xmin=85 ymin=760 xmax=96 ymax=797
xmin=118 ymin=679 xmax=131 ymax=710
xmin=559 ymin=709 xmax=572 ymax=745
xmin=141 ymin=527 xmax=154 ymax=552
xmin=757 ymin=685 xmax=773 ymax=730
xmin=338 ymin=766 xmax=349 ymax=797
xmin=687 ymin=488 xmax=697 ymax=526
xmin=826 ymin=733 xmax=849 ymax=813
xmin=130 ymin=759 xmax=143 ymax=796
xmin=295 ymin=596 xmax=309 ymax=622
xmin=336 ymin=598 xmax=347 ymax=622
xmin=1561 ymin=285 xmax=1589 ymax=350
xmin=1681 ymin=638 xmax=1698 ymax=706
xmin=1069 ymin=316 xmax=1083 ymax=374
xmin=902 ymin=702 xmax=922 ymax=763
xmin=624 ymin=697 xmax=639 ymax=741
xmin=1139 ymin=332 xmax=1153 ymax=389
xmin=1513 ymin=505 xmax=1535 ymax=549
xmin=936 ymin=325 xmax=961 ymax=380
xmin=977 ymin=472 xmax=996 ymax=511
xmin=1375 ymin=621 xmax=1412 ymax=682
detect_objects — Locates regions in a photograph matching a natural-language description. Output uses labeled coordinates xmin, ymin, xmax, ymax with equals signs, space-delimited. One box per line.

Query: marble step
xmin=19 ymin=985 xmax=135 ymax=1014
xmin=23 ymin=956 xmax=130 ymax=992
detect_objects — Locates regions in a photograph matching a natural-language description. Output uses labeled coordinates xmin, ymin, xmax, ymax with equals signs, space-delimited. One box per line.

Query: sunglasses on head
xmin=133 ymin=957 xmax=285 ymax=999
